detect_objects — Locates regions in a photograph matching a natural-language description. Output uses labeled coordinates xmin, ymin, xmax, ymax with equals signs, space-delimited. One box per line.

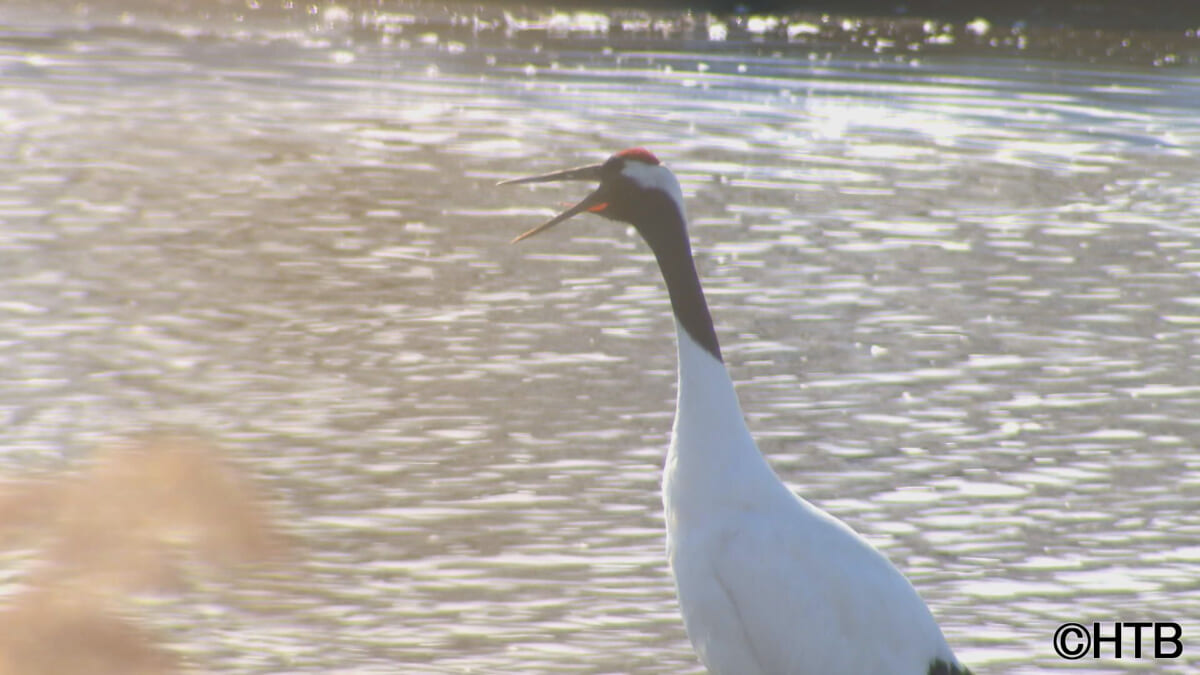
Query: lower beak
xmin=508 ymin=191 xmax=605 ymax=243
xmin=499 ymin=163 xmax=605 ymax=243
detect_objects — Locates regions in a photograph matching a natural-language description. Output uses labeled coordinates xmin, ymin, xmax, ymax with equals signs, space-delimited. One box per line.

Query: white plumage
xmin=666 ymin=326 xmax=959 ymax=674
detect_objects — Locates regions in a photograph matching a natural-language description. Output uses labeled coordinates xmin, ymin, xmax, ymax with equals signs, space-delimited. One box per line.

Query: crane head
xmin=499 ymin=148 xmax=684 ymax=244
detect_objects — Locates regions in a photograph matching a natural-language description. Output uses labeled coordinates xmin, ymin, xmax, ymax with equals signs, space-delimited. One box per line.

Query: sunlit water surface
xmin=2 ymin=2 xmax=1200 ymax=673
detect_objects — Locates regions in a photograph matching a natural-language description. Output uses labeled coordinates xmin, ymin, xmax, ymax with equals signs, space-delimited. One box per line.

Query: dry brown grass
xmin=0 ymin=436 xmax=288 ymax=674
xmin=0 ymin=589 xmax=179 ymax=675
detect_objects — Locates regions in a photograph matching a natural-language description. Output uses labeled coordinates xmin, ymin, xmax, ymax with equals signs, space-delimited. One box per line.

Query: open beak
xmin=498 ymin=163 xmax=605 ymax=244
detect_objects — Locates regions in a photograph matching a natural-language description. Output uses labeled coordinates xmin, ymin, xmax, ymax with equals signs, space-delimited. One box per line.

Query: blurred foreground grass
xmin=0 ymin=437 xmax=288 ymax=674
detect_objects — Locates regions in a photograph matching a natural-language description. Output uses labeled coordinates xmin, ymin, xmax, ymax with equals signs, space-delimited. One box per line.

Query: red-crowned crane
xmin=501 ymin=148 xmax=971 ymax=675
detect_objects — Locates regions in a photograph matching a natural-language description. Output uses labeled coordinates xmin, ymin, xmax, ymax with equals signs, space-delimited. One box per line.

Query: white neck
xmin=663 ymin=322 xmax=783 ymax=512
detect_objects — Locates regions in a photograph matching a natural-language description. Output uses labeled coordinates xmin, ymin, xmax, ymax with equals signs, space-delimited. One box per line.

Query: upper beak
xmin=498 ymin=163 xmax=605 ymax=243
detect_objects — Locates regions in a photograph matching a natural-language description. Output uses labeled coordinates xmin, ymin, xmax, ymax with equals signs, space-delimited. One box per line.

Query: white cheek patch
xmin=621 ymin=161 xmax=686 ymax=215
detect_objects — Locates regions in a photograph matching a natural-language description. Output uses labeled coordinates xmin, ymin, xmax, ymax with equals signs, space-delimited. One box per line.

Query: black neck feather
xmin=631 ymin=195 xmax=723 ymax=362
